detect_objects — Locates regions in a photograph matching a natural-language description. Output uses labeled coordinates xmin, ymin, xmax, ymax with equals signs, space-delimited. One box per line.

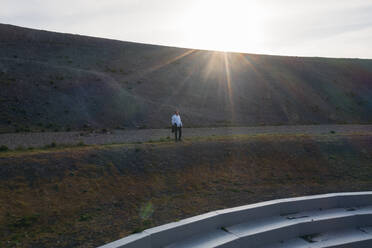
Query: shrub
xmin=11 ymin=214 xmax=40 ymax=228
xmin=229 ymin=188 xmax=240 ymax=193
xmin=311 ymin=105 xmax=320 ymax=112
xmin=0 ymin=145 xmax=8 ymax=152
xmin=78 ymin=213 xmax=92 ymax=222
xmin=131 ymin=219 xmax=152 ymax=234
xmin=45 ymin=142 xmax=57 ymax=149
xmin=76 ymin=141 xmax=85 ymax=146
xmin=131 ymin=226 xmax=145 ymax=234
xmin=329 ymin=154 xmax=336 ymax=160
xmin=15 ymin=145 xmax=25 ymax=151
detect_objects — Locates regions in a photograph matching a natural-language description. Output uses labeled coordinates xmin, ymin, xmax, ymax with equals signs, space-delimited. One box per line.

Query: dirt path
xmin=1 ymin=124 xmax=372 ymax=149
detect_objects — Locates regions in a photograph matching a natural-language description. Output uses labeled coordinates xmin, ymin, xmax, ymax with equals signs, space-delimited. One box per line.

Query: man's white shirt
xmin=171 ymin=114 xmax=182 ymax=127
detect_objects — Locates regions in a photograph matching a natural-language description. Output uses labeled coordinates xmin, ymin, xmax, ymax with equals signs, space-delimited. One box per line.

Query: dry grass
xmin=1 ymin=133 xmax=372 ymax=247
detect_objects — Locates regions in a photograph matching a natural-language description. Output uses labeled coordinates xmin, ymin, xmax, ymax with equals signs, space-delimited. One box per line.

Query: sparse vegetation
xmin=9 ymin=214 xmax=40 ymax=229
xmin=44 ymin=142 xmax=57 ymax=149
xmin=79 ymin=213 xmax=93 ymax=222
xmin=310 ymin=105 xmax=320 ymax=112
xmin=131 ymin=219 xmax=152 ymax=234
xmin=1 ymin=134 xmax=372 ymax=247
xmin=0 ymin=145 xmax=8 ymax=152
xmin=0 ymin=135 xmax=372 ymax=247
xmin=105 ymin=67 xmax=117 ymax=73
xmin=77 ymin=141 xmax=85 ymax=146
xmin=15 ymin=145 xmax=25 ymax=151
xmin=46 ymin=123 xmax=54 ymax=129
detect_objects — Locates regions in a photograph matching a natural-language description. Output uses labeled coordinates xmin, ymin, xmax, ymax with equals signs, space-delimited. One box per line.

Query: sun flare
xmin=186 ymin=0 xmax=265 ymax=53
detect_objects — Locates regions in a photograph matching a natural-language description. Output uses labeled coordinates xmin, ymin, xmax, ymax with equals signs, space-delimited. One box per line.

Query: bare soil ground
xmin=1 ymin=132 xmax=372 ymax=247
xmin=1 ymin=124 xmax=372 ymax=149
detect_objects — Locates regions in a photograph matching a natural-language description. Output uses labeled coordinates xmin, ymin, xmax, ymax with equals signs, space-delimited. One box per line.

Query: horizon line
xmin=2 ymin=22 xmax=372 ymax=60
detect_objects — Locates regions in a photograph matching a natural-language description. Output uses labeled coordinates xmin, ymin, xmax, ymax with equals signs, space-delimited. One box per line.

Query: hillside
xmin=1 ymin=23 xmax=372 ymax=132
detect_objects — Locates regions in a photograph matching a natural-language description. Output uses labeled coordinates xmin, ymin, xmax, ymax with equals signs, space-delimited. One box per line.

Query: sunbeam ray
xmin=223 ymin=52 xmax=235 ymax=123
xmin=145 ymin=49 xmax=196 ymax=75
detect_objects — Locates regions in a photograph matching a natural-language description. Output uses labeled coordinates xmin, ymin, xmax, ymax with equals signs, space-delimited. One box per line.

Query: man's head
xmin=175 ymin=110 xmax=179 ymax=115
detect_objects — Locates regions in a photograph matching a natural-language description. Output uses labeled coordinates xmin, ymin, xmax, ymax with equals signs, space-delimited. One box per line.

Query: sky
xmin=2 ymin=0 xmax=372 ymax=58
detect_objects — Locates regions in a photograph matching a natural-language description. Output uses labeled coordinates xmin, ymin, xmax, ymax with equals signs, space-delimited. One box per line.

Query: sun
xmin=185 ymin=0 xmax=265 ymax=53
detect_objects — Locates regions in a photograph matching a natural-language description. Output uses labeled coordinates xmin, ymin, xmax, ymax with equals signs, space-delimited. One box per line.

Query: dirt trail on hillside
xmin=1 ymin=124 xmax=372 ymax=149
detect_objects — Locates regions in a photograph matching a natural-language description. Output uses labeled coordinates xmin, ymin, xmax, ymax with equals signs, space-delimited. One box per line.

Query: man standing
xmin=171 ymin=111 xmax=182 ymax=141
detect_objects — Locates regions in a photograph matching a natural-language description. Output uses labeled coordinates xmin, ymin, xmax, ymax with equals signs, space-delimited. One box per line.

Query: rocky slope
xmin=1 ymin=23 xmax=372 ymax=132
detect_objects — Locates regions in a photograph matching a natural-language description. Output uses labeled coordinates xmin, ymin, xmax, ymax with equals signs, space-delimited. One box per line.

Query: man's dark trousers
xmin=174 ymin=125 xmax=182 ymax=141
